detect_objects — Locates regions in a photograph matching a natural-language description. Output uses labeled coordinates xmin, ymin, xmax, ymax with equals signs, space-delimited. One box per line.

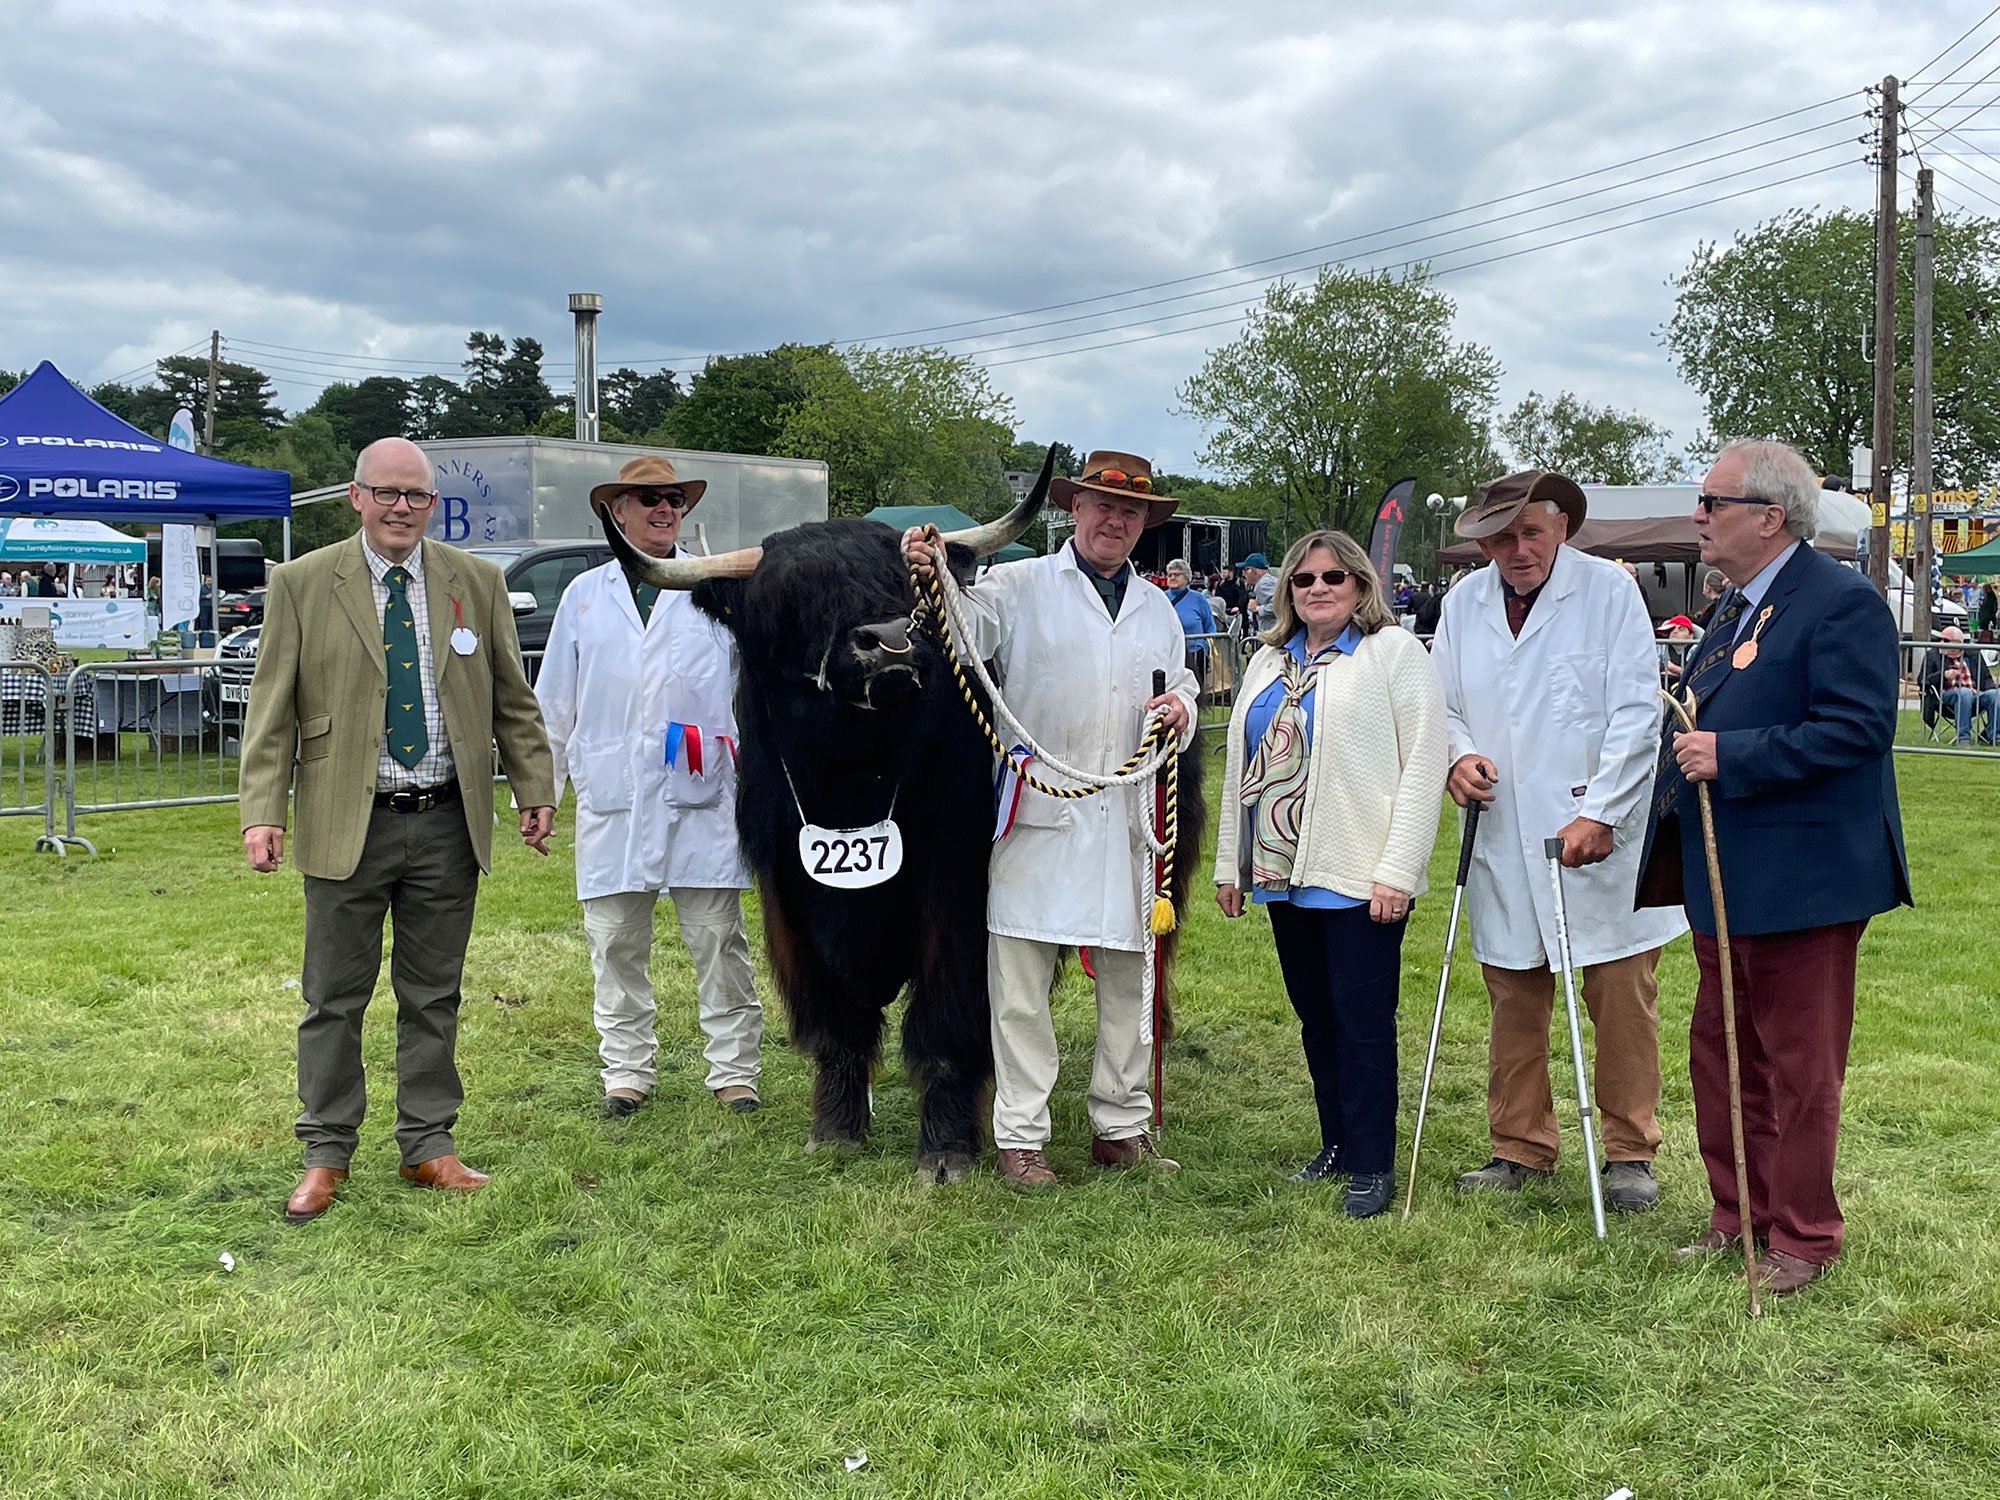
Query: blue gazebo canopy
xmin=0 ymin=361 xmax=291 ymax=522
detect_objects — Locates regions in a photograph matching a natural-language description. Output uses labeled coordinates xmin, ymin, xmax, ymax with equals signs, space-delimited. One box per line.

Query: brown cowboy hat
xmin=1453 ymin=469 xmax=1586 ymax=540
xmin=1050 ymin=450 xmax=1179 ymax=529
xmin=587 ymin=454 xmax=707 ymax=512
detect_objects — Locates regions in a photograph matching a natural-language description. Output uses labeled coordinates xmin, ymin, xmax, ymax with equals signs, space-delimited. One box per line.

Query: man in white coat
xmin=537 ymin=456 xmax=763 ymax=1117
xmin=1431 ymin=470 xmax=1686 ymax=1213
xmin=904 ymin=450 xmax=1199 ymax=1189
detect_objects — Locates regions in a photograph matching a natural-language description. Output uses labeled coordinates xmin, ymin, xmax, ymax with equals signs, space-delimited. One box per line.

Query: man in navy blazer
xmin=1637 ymin=438 xmax=1911 ymax=1295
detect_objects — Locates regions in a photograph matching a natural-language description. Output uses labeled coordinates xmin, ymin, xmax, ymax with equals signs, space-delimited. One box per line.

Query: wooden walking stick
xmin=1150 ymin=668 xmax=1169 ymax=1131
xmin=1661 ymin=687 xmax=1762 ymax=1317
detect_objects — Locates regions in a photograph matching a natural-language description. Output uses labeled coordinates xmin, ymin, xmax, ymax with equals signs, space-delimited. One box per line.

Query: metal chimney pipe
xmin=568 ymin=292 xmax=602 ymax=442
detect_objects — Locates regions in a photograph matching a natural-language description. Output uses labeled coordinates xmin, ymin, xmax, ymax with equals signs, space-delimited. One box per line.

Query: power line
xmin=1906 ymin=4 xmax=2000 ymax=88
xmin=948 ymin=137 xmax=1859 ymax=364
xmin=981 ymin=157 xmax=1859 ymax=369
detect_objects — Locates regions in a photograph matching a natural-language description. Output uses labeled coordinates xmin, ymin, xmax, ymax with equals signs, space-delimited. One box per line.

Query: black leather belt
xmin=375 ymin=782 xmax=461 ymax=814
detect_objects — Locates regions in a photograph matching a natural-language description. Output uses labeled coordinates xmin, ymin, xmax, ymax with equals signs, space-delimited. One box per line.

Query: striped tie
xmin=1650 ymin=590 xmax=1744 ymax=823
xmin=383 ymin=566 xmax=428 ymax=770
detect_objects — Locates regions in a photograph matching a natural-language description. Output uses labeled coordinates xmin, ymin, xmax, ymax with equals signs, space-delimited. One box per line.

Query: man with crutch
xmin=1637 ymin=439 xmax=1910 ymax=1295
xmin=1430 ymin=470 xmax=1686 ymax=1214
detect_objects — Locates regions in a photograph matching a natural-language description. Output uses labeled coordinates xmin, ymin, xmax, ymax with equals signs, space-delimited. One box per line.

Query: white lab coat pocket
xmin=664 ymin=755 xmax=727 ymax=811
xmin=1548 ymin=650 xmax=1606 ymax=726
xmin=573 ymin=746 xmax=634 ymax=814
xmin=1009 ymin=785 xmax=1074 ymax=831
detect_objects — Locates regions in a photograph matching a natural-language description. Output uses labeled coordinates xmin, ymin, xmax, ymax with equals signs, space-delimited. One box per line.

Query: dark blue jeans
xmin=1267 ymin=899 xmax=1409 ymax=1174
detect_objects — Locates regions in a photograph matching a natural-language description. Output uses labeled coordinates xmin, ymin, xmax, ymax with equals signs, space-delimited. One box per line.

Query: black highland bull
xmin=597 ymin=453 xmax=1205 ymax=1180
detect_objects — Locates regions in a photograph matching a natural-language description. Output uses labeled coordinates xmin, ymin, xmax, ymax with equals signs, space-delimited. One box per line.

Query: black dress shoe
xmin=602 ymin=1090 xmax=643 ymax=1118
xmin=1289 ymin=1147 xmax=1343 ymax=1183
xmin=1343 ymin=1172 xmax=1395 ymax=1219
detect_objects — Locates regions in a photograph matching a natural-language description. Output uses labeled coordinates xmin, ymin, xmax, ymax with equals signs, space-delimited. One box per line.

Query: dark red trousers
xmin=1690 ymin=921 xmax=1863 ymax=1266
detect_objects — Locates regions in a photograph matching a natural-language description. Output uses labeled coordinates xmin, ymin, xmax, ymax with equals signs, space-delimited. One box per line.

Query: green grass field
xmin=2 ymin=751 xmax=1997 ymax=1497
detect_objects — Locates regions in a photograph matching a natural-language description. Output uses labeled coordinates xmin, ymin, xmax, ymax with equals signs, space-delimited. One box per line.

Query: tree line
xmin=5 ymin=203 xmax=1994 ymax=564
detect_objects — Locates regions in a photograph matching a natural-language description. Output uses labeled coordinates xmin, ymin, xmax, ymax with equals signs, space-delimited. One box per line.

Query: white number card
xmin=798 ymin=818 xmax=904 ymax=889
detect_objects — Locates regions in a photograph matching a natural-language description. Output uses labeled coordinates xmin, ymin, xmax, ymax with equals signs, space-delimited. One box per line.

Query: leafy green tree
xmin=1003 ymin=439 xmax=1081 ymax=478
xmin=1177 ymin=266 xmax=1500 ymax=538
xmin=219 ymin=413 xmax=358 ymax=555
xmin=0 ymin=369 xmax=24 ymax=399
xmin=456 ymin=331 xmax=554 ymax=434
xmin=309 ymin=376 xmax=415 ymax=450
xmin=601 ymin=368 xmax=684 ymax=438
xmin=407 ymin=374 xmax=475 ymax=440
xmin=1664 ymin=206 xmax=2000 ymax=483
xmin=777 ymin=346 xmax=1015 ymax=517
xmin=1498 ymin=390 xmax=1677 ymax=484
xmin=665 ymin=344 xmax=847 ymax=458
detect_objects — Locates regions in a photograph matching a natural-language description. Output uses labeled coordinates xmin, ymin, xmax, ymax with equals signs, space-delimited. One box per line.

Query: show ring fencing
xmin=0 ymin=633 xmax=1990 ymax=854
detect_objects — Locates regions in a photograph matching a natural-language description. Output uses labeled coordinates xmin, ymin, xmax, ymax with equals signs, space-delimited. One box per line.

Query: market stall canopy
xmin=1435 ymin=484 xmax=1860 ymax=568
xmin=1941 ymin=535 xmax=2000 ymax=577
xmin=0 ymin=516 xmax=145 ymax=563
xmin=0 ymin=361 xmax=291 ymax=522
xmin=863 ymin=503 xmax=1036 ymax=564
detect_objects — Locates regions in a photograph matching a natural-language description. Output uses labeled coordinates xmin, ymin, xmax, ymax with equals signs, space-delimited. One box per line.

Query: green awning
xmin=862 ymin=504 xmax=1035 ymax=564
xmin=1942 ymin=536 xmax=2000 ymax=577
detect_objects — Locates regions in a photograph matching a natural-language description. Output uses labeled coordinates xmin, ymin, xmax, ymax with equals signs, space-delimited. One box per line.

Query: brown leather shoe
xmin=1090 ymin=1133 xmax=1180 ymax=1172
xmin=1753 ymin=1248 xmax=1828 ymax=1295
xmin=397 ymin=1154 xmax=490 ymax=1193
xmin=284 ymin=1166 xmax=348 ymax=1223
xmin=714 ymin=1084 xmax=761 ymax=1114
xmin=996 ymin=1147 xmax=1058 ymax=1190
xmin=1674 ymin=1227 xmax=1737 ymax=1260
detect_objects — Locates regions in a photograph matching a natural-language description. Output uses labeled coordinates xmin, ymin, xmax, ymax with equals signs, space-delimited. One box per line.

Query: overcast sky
xmin=2 ymin=1 xmax=1991 ymax=476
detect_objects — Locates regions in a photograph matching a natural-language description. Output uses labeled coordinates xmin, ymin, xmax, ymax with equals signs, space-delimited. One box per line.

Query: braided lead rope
xmin=912 ymin=530 xmax=1175 ymax=798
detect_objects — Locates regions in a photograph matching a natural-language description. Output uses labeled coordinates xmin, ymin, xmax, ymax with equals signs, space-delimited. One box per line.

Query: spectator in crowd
xmin=1693 ymin=568 xmax=1728 ymax=630
xmin=1658 ymin=614 xmax=1700 ymax=684
xmin=1163 ymin=558 xmax=1215 ymax=690
xmin=1242 ymin=553 xmax=1278 ymax=634
xmin=1920 ymin=626 xmax=1999 ymax=746
xmin=1639 ymin=437 xmax=1910 ymax=1295
xmin=0 ymin=571 xmax=15 ymax=598
xmin=1216 ymin=565 xmax=1248 ymax=636
xmin=1411 ymin=580 xmax=1443 ymax=638
xmin=1213 ymin=529 xmax=1446 ymax=1217
xmin=1980 ymin=582 xmax=1998 ymax=635
xmin=536 ymin=456 xmax=765 ymax=1117
xmin=240 ymin=435 xmax=556 ymax=1223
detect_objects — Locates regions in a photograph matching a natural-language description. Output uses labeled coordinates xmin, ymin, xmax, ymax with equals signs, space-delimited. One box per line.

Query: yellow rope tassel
xmin=1149 ymin=895 xmax=1178 ymax=936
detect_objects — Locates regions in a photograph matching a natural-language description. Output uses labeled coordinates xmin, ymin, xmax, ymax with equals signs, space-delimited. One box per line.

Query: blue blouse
xmin=1243 ymin=624 xmax=1363 ymax=908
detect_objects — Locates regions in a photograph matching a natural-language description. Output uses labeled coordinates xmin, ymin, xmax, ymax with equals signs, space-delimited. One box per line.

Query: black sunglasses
xmin=624 ymin=487 xmax=690 ymax=510
xmin=1290 ymin=568 xmax=1353 ymax=590
xmin=1696 ymin=492 xmax=1778 ymax=514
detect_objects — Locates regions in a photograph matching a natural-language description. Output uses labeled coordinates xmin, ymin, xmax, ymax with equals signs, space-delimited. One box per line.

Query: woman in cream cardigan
xmin=1215 ymin=529 xmax=1447 ymax=1217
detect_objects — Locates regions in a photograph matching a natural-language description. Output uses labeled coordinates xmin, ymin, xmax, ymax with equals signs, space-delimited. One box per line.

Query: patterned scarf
xmin=1241 ymin=646 xmax=1333 ymax=889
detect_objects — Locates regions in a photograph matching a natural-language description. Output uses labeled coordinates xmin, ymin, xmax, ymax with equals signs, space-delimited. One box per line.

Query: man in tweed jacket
xmin=240 ymin=436 xmax=554 ymax=1223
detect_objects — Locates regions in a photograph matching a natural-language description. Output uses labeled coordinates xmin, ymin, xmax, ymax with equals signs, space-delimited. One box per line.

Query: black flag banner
xmin=1367 ymin=478 xmax=1416 ymax=584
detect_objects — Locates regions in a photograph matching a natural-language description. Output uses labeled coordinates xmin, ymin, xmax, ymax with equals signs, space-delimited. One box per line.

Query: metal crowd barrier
xmin=51 ymin=658 xmax=258 ymax=854
xmin=1895 ymin=636 xmax=2000 ymax=760
xmin=0 ymin=660 xmax=66 ymax=852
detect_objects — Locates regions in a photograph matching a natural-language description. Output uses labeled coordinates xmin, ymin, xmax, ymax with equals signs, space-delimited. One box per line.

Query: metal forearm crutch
xmin=1403 ymin=797 xmax=1483 ymax=1219
xmin=1544 ymin=837 xmax=1608 ymax=1240
xmin=1661 ymin=688 xmax=1761 ymax=1316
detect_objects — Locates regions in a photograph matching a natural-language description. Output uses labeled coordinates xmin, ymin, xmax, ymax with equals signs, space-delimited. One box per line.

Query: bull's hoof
xmin=805 ymin=1133 xmax=865 ymax=1157
xmin=914 ymin=1150 xmax=974 ymax=1185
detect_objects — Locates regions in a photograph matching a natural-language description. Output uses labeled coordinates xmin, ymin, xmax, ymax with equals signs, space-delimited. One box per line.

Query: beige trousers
xmin=582 ymin=887 xmax=761 ymax=1095
xmin=989 ymin=935 xmax=1152 ymax=1150
xmin=1481 ymin=946 xmax=1664 ymax=1169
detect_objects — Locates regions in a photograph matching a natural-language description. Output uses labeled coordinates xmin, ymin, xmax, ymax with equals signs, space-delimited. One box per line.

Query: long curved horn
xmin=594 ymin=497 xmax=761 ymax=589
xmin=939 ymin=446 xmax=1054 ymax=558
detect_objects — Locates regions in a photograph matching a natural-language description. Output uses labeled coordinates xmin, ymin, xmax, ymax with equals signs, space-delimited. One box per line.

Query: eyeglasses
xmin=363 ymin=486 xmax=437 ymax=510
xmin=624 ymin=487 xmax=691 ymax=510
xmin=1290 ymin=568 xmax=1353 ymax=590
xmin=1087 ymin=468 xmax=1153 ymax=493
xmin=1696 ymin=492 xmax=1778 ymax=514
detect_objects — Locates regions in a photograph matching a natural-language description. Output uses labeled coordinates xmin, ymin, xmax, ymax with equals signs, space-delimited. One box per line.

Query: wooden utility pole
xmin=202 ymin=329 xmax=220 ymax=452
xmin=1913 ymin=167 xmax=1936 ymax=641
xmin=1868 ymin=76 xmax=1899 ymax=598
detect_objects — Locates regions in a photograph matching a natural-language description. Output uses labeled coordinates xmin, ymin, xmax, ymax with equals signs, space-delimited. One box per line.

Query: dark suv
xmin=462 ymin=539 xmax=615 ymax=678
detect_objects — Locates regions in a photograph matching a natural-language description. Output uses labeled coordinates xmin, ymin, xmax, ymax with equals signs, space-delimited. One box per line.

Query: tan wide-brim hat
xmin=587 ymin=454 xmax=707 ymax=511
xmin=1050 ymin=449 xmax=1179 ymax=529
xmin=1453 ymin=469 xmax=1586 ymax=540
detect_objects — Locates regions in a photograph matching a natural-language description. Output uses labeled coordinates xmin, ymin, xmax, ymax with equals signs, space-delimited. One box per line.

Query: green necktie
xmin=632 ymin=579 xmax=660 ymax=626
xmin=383 ymin=566 xmax=428 ymax=770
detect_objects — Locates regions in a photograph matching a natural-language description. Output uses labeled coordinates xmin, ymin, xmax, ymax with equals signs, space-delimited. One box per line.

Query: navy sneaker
xmin=1289 ymin=1146 xmax=1343 ymax=1183
xmin=1343 ymin=1172 xmax=1395 ymax=1219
